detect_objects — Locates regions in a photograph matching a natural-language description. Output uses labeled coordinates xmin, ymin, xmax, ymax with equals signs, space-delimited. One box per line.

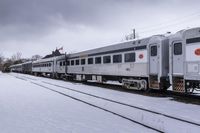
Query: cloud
xmin=0 ymin=0 xmax=200 ymax=58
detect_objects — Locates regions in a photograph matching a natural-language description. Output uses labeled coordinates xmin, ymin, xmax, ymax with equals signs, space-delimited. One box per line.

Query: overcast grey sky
xmin=1 ymin=0 xmax=200 ymax=58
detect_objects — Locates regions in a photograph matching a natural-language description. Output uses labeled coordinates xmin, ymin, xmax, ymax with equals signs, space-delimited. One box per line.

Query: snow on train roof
xmin=169 ymin=27 xmax=200 ymax=40
xmin=32 ymin=54 xmax=66 ymax=64
xmin=33 ymin=57 xmax=55 ymax=63
xmin=10 ymin=63 xmax=22 ymax=67
xmin=22 ymin=61 xmax=32 ymax=65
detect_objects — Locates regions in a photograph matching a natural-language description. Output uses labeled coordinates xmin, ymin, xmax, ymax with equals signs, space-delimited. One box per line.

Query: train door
xmin=149 ymin=44 xmax=160 ymax=89
xmin=171 ymin=41 xmax=184 ymax=92
xmin=149 ymin=44 xmax=159 ymax=74
xmin=53 ymin=58 xmax=57 ymax=77
xmin=172 ymin=42 xmax=184 ymax=75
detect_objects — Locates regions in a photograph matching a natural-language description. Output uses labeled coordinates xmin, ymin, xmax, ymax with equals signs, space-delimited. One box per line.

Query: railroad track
xmin=78 ymin=81 xmax=200 ymax=105
xmin=10 ymin=74 xmax=200 ymax=132
xmin=9 ymin=72 xmax=200 ymax=102
xmin=42 ymin=81 xmax=200 ymax=127
xmin=31 ymin=82 xmax=164 ymax=133
xmin=8 ymin=73 xmax=200 ymax=126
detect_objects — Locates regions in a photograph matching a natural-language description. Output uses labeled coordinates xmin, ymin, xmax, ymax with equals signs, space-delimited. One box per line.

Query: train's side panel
xmin=185 ymin=44 xmax=200 ymax=79
xmin=184 ymin=29 xmax=200 ymax=81
xmin=32 ymin=58 xmax=54 ymax=74
xmin=67 ymin=50 xmax=148 ymax=77
xmin=22 ymin=61 xmax=32 ymax=74
xmin=55 ymin=55 xmax=66 ymax=74
xmin=56 ymin=60 xmax=66 ymax=74
xmin=32 ymin=62 xmax=53 ymax=73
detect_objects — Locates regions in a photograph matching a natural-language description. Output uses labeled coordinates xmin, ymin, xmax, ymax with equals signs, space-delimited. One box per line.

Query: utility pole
xmin=133 ymin=29 xmax=136 ymax=39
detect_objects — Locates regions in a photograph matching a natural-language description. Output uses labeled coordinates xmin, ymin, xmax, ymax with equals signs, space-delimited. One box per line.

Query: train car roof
xmin=169 ymin=27 xmax=200 ymax=40
xmin=33 ymin=57 xmax=55 ymax=64
xmin=22 ymin=61 xmax=32 ymax=65
xmin=68 ymin=37 xmax=151 ymax=59
xmin=32 ymin=55 xmax=66 ymax=64
xmin=10 ymin=63 xmax=23 ymax=67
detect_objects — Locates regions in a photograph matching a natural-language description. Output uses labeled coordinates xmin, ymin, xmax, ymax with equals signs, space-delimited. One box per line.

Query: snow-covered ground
xmin=1 ymin=72 xmax=200 ymax=133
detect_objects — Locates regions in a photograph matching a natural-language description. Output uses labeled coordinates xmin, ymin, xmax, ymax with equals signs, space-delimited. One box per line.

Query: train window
xmin=95 ymin=57 xmax=101 ymax=64
xmin=113 ymin=54 xmax=122 ymax=63
xmin=63 ymin=61 xmax=66 ymax=66
xmin=81 ymin=59 xmax=85 ymax=65
xmin=174 ymin=43 xmax=182 ymax=55
xmin=151 ymin=46 xmax=157 ymax=56
xmin=75 ymin=59 xmax=80 ymax=65
xmin=88 ymin=58 xmax=93 ymax=64
xmin=125 ymin=53 xmax=135 ymax=62
xmin=49 ymin=63 xmax=51 ymax=67
xmin=60 ymin=61 xmax=62 ymax=66
xmin=186 ymin=37 xmax=200 ymax=44
xmin=71 ymin=60 xmax=74 ymax=66
xmin=103 ymin=56 xmax=111 ymax=64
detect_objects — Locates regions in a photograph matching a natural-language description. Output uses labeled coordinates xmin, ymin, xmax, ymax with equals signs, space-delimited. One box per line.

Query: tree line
xmin=0 ymin=52 xmax=42 ymax=72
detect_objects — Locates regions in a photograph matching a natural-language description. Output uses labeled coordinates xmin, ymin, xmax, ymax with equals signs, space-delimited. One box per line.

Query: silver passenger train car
xmin=32 ymin=55 xmax=66 ymax=78
xmin=10 ymin=64 xmax=23 ymax=73
xmin=169 ymin=27 xmax=200 ymax=93
xmin=66 ymin=35 xmax=170 ymax=91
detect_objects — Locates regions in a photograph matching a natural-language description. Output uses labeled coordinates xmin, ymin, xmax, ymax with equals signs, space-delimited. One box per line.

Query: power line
xmin=136 ymin=9 xmax=200 ymax=31
xmin=138 ymin=13 xmax=200 ymax=34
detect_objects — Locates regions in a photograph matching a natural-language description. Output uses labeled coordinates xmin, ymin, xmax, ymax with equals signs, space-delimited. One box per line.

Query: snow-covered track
xmin=8 ymin=73 xmax=200 ymax=132
xmin=9 ymin=73 xmax=200 ymax=128
xmin=42 ymin=81 xmax=200 ymax=128
xmin=31 ymin=81 xmax=164 ymax=133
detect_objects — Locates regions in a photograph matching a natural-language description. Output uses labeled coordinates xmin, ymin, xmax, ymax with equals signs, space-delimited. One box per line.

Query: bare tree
xmin=31 ymin=54 xmax=42 ymax=61
xmin=11 ymin=52 xmax=22 ymax=61
xmin=11 ymin=52 xmax=23 ymax=64
xmin=0 ymin=53 xmax=4 ymax=70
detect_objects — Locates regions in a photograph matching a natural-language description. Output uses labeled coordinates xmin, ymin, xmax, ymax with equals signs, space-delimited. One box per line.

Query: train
xmin=10 ymin=27 xmax=200 ymax=94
